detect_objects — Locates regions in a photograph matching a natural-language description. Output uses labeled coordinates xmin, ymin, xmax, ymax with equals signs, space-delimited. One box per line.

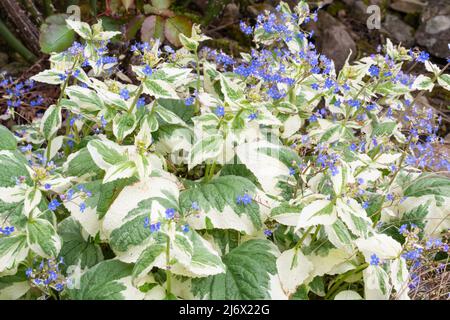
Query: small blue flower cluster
xmin=0 ymin=225 xmax=14 ymax=236
xmin=0 ymin=78 xmax=44 ymax=114
xmin=236 ymin=193 xmax=252 ymax=206
xmin=399 ymin=225 xmax=449 ymax=291
xmin=26 ymin=257 xmax=67 ymax=294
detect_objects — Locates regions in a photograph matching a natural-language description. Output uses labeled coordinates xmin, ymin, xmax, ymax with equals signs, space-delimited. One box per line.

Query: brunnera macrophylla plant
xmin=0 ymin=1 xmax=449 ymax=300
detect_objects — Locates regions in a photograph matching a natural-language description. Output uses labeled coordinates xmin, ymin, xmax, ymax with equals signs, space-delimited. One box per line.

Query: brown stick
xmin=0 ymin=0 xmax=41 ymax=56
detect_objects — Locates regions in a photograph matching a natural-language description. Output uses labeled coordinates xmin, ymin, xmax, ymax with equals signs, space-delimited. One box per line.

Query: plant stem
xmin=128 ymin=84 xmax=144 ymax=114
xmin=294 ymin=226 xmax=314 ymax=250
xmin=194 ymin=52 xmax=201 ymax=114
xmin=325 ymin=263 xmax=369 ymax=299
xmin=165 ymin=235 xmax=172 ymax=296
xmin=0 ymin=19 xmax=37 ymax=63
xmin=43 ymin=0 xmax=52 ymax=17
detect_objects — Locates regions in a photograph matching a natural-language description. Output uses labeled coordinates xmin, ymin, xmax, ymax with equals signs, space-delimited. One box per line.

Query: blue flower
xmin=137 ymin=97 xmax=146 ymax=109
xmin=309 ymin=114 xmax=318 ymax=122
xmin=399 ymin=224 xmax=408 ymax=234
xmin=55 ymin=283 xmax=64 ymax=292
xmin=25 ymin=268 xmax=33 ymax=278
xmin=248 ymin=112 xmax=258 ymax=121
xmin=0 ymin=226 xmax=14 ymax=236
xmin=362 ymin=201 xmax=369 ymax=209
xmin=119 ymin=88 xmax=130 ymax=101
xmin=370 ymin=254 xmax=380 ymax=266
xmin=416 ymin=51 xmax=429 ymax=63
xmin=368 ymin=65 xmax=380 ymax=77
xmin=79 ymin=203 xmax=86 ymax=213
xmin=215 ymin=106 xmax=225 ymax=117
xmin=143 ymin=65 xmax=153 ymax=76
xmin=191 ymin=201 xmax=200 ymax=210
xmin=264 ymin=229 xmax=272 ymax=236
xmin=185 ymin=96 xmax=195 ymax=106
xmin=236 ymin=193 xmax=252 ymax=205
xmin=165 ymin=208 xmax=176 ymax=219
xmin=181 ymin=224 xmax=189 ymax=233
xmin=48 ymin=199 xmax=61 ymax=211
xmin=386 ymin=193 xmax=394 ymax=201
xmin=150 ymin=222 xmax=161 ymax=233
xmin=239 ymin=21 xmax=253 ymax=35
xmin=348 ymin=99 xmax=361 ymax=109
xmin=289 ymin=167 xmax=296 ymax=176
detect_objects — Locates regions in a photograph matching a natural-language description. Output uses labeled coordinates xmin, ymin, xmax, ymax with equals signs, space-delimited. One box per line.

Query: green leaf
xmin=141 ymin=15 xmax=165 ymax=43
xmin=157 ymin=98 xmax=195 ymax=123
xmin=30 ymin=70 xmax=64 ymax=85
xmin=58 ymin=217 xmax=103 ymax=269
xmin=113 ymin=113 xmax=137 ymax=142
xmin=0 ymin=266 xmax=30 ymax=299
xmin=219 ymin=74 xmax=244 ymax=105
xmin=40 ymin=105 xmax=62 ymax=140
xmin=0 ymin=125 xmax=17 ymax=150
xmin=143 ymin=79 xmax=179 ymax=99
xmin=296 ymin=199 xmax=337 ymax=230
xmin=403 ymin=174 xmax=450 ymax=197
xmin=103 ymin=177 xmax=179 ymax=259
xmin=65 ymin=85 xmax=104 ymax=112
xmin=191 ymin=239 xmax=284 ymax=299
xmin=151 ymin=0 xmax=172 ymax=9
xmin=188 ymin=134 xmax=224 ymax=169
xmin=103 ymin=161 xmax=136 ymax=183
xmin=164 ymin=16 xmax=192 ymax=47
xmin=40 ymin=14 xmax=76 ymax=53
xmin=372 ymin=122 xmax=397 ymax=137
xmin=64 ymin=147 xmax=102 ymax=177
xmin=27 ymin=218 xmax=61 ymax=258
xmin=0 ymin=234 xmax=29 ymax=273
xmin=66 ymin=19 xmax=92 ymax=39
xmin=87 ymin=139 xmax=128 ymax=172
xmin=180 ymin=175 xmax=267 ymax=234
xmin=0 ymin=151 xmax=31 ymax=187
xmin=67 ymin=260 xmax=144 ymax=300
xmin=437 ymin=74 xmax=450 ymax=91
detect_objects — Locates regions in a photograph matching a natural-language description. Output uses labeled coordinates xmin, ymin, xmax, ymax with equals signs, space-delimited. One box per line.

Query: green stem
xmin=194 ymin=53 xmax=201 ymax=114
xmin=42 ymin=0 xmax=52 ymax=17
xmin=128 ymin=84 xmax=144 ymax=114
xmin=90 ymin=0 xmax=98 ymax=17
xmin=325 ymin=263 xmax=369 ymax=299
xmin=165 ymin=236 xmax=172 ymax=296
xmin=294 ymin=226 xmax=314 ymax=250
xmin=371 ymin=151 xmax=407 ymax=226
xmin=0 ymin=19 xmax=37 ymax=63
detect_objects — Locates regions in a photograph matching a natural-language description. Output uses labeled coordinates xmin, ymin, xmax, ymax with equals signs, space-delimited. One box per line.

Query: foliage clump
xmin=0 ymin=1 xmax=449 ymax=300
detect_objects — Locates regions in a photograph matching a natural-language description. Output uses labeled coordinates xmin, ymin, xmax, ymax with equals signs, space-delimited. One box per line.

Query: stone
xmin=0 ymin=62 xmax=28 ymax=77
xmin=382 ymin=14 xmax=415 ymax=47
xmin=415 ymin=0 xmax=450 ymax=58
xmin=390 ymin=0 xmax=426 ymax=14
xmin=314 ymin=11 xmax=357 ymax=71
xmin=0 ymin=52 xmax=8 ymax=68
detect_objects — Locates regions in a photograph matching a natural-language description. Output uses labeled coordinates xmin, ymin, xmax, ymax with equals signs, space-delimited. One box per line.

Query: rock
xmin=247 ymin=3 xmax=275 ymax=18
xmin=352 ymin=1 xmax=369 ymax=23
xmin=315 ymin=11 xmax=357 ymax=71
xmin=221 ymin=3 xmax=240 ymax=25
xmin=415 ymin=0 xmax=450 ymax=58
xmin=382 ymin=14 xmax=415 ymax=47
xmin=0 ymin=62 xmax=28 ymax=77
xmin=0 ymin=52 xmax=8 ymax=68
xmin=390 ymin=0 xmax=426 ymax=14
